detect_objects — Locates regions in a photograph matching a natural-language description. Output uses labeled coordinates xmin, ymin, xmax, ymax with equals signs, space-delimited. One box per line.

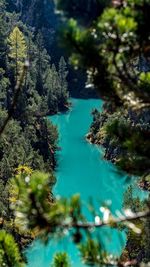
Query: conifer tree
xmin=7 ymin=26 xmax=27 ymax=83
xmin=57 ymin=57 xmax=69 ymax=109
xmin=59 ymin=57 xmax=68 ymax=85
xmin=58 ymin=56 xmax=68 ymax=97
xmin=0 ymin=0 xmax=8 ymax=69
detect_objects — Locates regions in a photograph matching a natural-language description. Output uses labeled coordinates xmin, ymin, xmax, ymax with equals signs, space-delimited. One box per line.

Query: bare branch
xmin=61 ymin=210 xmax=150 ymax=229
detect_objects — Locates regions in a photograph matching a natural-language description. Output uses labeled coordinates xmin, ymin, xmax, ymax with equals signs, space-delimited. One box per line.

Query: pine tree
xmin=57 ymin=57 xmax=69 ymax=109
xmin=7 ymin=26 xmax=27 ymax=83
xmin=0 ymin=68 xmax=9 ymax=109
xmin=35 ymin=32 xmax=51 ymax=96
xmin=58 ymin=56 xmax=68 ymax=95
xmin=0 ymin=0 xmax=8 ymax=68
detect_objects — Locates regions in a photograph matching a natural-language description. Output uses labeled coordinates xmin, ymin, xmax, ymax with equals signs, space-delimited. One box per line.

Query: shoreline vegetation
xmin=0 ymin=0 xmax=150 ymax=266
xmin=86 ymin=114 xmax=150 ymax=193
xmin=0 ymin=0 xmax=71 ymax=256
xmin=86 ymin=129 xmax=150 ymax=193
xmin=86 ymin=103 xmax=150 ymax=177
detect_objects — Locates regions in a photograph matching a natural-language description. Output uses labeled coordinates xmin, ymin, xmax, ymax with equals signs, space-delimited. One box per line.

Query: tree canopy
xmin=0 ymin=0 xmax=150 ymax=266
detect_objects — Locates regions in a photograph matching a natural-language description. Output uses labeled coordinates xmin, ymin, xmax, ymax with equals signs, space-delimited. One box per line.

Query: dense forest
xmin=0 ymin=0 xmax=150 ymax=267
xmin=0 ymin=0 xmax=69 ymax=257
xmin=0 ymin=0 xmax=70 ymax=179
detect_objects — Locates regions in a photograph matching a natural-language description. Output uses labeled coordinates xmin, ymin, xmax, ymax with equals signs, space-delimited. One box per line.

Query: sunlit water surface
xmin=26 ymin=98 xmax=130 ymax=267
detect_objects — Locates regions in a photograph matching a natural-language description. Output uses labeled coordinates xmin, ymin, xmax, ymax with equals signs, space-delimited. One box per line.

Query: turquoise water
xmin=26 ymin=98 xmax=128 ymax=267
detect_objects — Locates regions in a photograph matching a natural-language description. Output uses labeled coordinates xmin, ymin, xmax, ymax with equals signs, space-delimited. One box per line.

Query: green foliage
xmin=122 ymin=186 xmax=150 ymax=262
xmin=0 ymin=1 xmax=149 ymax=266
xmin=0 ymin=230 xmax=25 ymax=267
xmin=10 ymin=171 xmax=86 ymax=236
xmin=0 ymin=7 xmax=67 ymax=182
xmin=0 ymin=68 xmax=9 ymax=109
xmin=89 ymin=107 xmax=150 ymax=175
xmin=58 ymin=57 xmax=69 ymax=105
xmin=79 ymin=238 xmax=108 ymax=266
xmin=0 ymin=109 xmax=58 ymax=181
xmin=51 ymin=252 xmax=71 ymax=267
xmin=0 ymin=112 xmax=30 ymax=181
xmin=0 ymin=7 xmax=68 ymax=263
xmin=123 ymin=186 xmax=144 ymax=212
xmin=10 ymin=170 xmax=56 ymax=233
xmin=8 ymin=26 xmax=27 ymax=82
xmin=138 ymin=72 xmax=150 ymax=93
xmin=102 ymin=111 xmax=150 ymax=175
xmin=98 ymin=7 xmax=137 ymax=34
xmin=54 ymin=2 xmax=150 ymax=263
xmin=0 ymin=180 xmax=9 ymax=219
xmin=57 ymin=0 xmax=150 ymax=177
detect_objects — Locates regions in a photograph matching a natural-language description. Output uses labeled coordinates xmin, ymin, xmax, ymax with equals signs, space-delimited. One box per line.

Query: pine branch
xmin=60 ymin=210 xmax=150 ymax=229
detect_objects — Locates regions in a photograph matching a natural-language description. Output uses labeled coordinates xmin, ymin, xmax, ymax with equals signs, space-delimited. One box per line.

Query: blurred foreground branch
xmin=60 ymin=210 xmax=150 ymax=229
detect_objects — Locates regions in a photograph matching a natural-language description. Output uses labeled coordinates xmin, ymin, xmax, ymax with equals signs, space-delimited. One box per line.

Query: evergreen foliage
xmin=0 ymin=2 xmax=69 ymax=178
xmin=122 ymin=186 xmax=150 ymax=263
xmin=57 ymin=0 xmax=150 ymax=176
xmin=51 ymin=252 xmax=71 ymax=267
xmin=0 ymin=0 xmax=150 ymax=266
xmin=8 ymin=26 xmax=27 ymax=83
xmin=79 ymin=238 xmax=108 ymax=266
xmin=55 ymin=0 xmax=150 ymax=264
xmin=0 ymin=230 xmax=24 ymax=267
xmin=0 ymin=1 xmax=69 ymax=264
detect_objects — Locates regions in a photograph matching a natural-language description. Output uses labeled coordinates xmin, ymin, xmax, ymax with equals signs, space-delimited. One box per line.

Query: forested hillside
xmin=0 ymin=0 xmax=69 ymax=248
xmin=0 ymin=0 xmax=150 ymax=267
xmin=6 ymin=0 xmax=58 ymax=57
xmin=0 ymin=0 xmax=70 ymax=177
xmin=6 ymin=0 xmax=97 ymax=98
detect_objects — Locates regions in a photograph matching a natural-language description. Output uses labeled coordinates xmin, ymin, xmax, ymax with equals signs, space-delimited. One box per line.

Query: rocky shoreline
xmin=86 ymin=107 xmax=150 ymax=191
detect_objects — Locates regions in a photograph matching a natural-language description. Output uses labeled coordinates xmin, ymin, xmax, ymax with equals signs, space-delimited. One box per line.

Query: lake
xmin=26 ymin=98 xmax=128 ymax=267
